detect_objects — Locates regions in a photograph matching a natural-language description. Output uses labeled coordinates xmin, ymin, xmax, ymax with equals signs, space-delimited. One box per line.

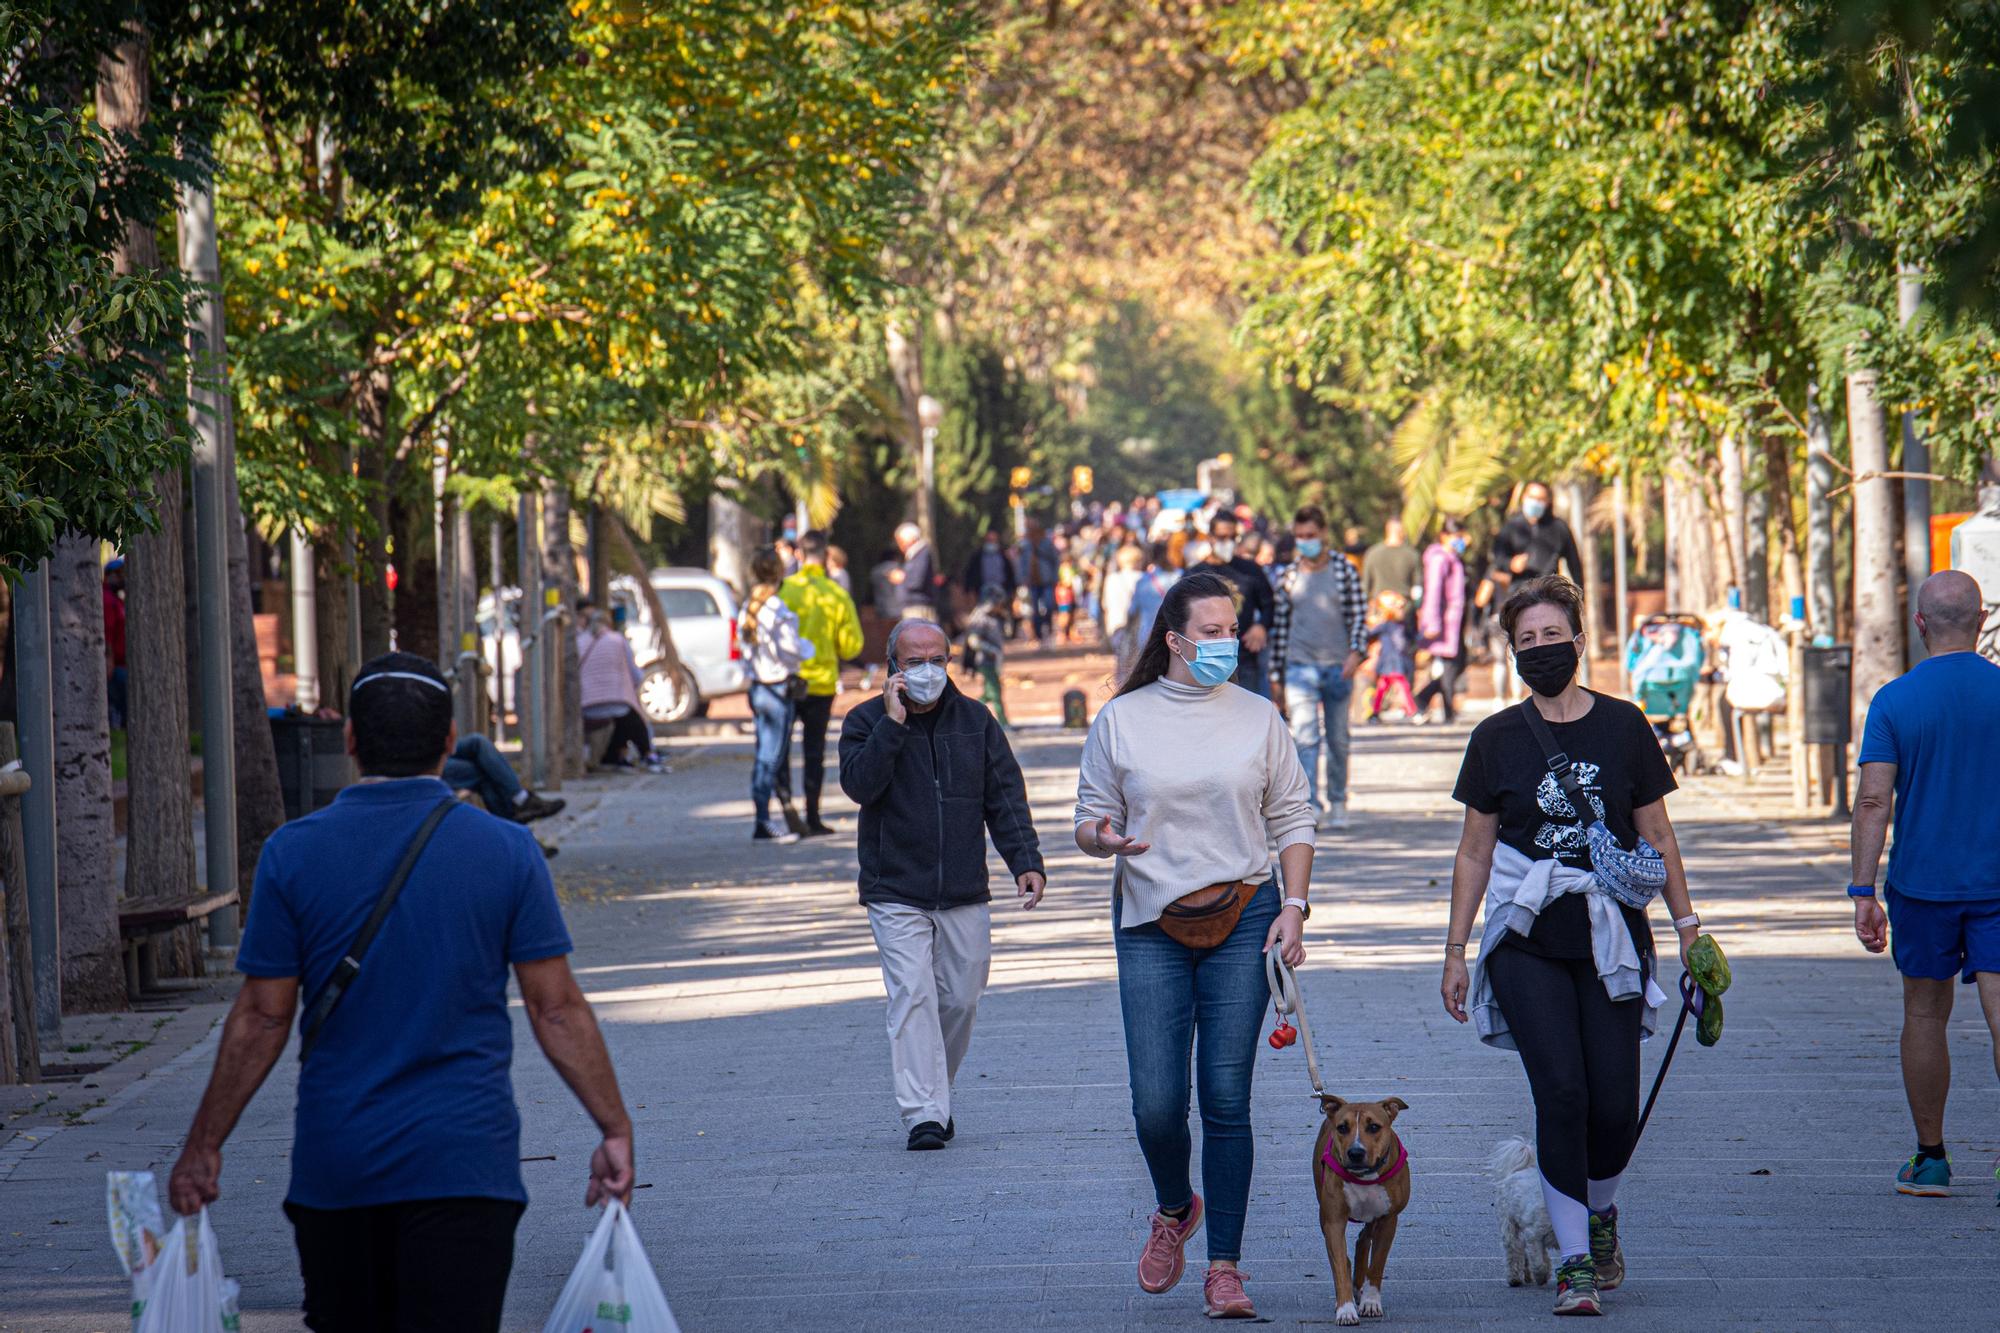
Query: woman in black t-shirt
xmin=1440 ymin=576 xmax=1707 ymax=1316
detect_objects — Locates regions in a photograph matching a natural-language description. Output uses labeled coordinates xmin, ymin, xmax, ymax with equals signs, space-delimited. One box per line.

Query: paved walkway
xmin=4 ymin=691 xmax=1998 ymax=1331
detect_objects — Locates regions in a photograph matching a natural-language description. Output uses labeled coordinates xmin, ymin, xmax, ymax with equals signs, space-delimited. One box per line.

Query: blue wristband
xmin=1847 ymin=884 xmax=1876 ymax=898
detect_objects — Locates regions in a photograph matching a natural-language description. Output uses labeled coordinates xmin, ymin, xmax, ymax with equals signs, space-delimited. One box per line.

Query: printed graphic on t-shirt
xmin=1532 ymin=760 xmax=1603 ymax=855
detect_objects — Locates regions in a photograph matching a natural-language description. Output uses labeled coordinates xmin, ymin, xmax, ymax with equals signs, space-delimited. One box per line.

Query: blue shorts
xmin=1886 ymin=888 xmax=2000 ymax=984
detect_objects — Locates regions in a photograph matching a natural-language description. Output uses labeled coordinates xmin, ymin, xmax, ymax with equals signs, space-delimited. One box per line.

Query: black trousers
xmin=777 ymin=692 xmax=834 ymax=814
xmin=285 ymin=1196 xmax=525 ymax=1333
xmin=1484 ymin=942 xmax=1642 ymax=1206
xmin=599 ymin=707 xmax=653 ymax=765
xmin=1413 ymin=654 xmax=1465 ymax=720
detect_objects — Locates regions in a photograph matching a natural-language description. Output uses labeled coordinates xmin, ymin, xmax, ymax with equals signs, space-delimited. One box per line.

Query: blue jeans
xmin=442 ymin=734 xmax=522 ymax=813
xmin=1284 ymin=662 xmax=1353 ymax=807
xmin=749 ymin=682 xmax=795 ymax=825
xmin=1114 ymin=878 xmax=1279 ymax=1263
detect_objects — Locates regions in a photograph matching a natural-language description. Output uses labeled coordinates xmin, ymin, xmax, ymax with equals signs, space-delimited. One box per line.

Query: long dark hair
xmin=1116 ymin=570 xmax=1240 ymax=698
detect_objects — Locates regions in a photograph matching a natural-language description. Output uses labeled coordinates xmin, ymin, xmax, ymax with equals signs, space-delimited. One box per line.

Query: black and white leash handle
xmin=297 ymin=798 xmax=456 ymax=1062
xmin=1266 ymin=949 xmax=1327 ymax=1099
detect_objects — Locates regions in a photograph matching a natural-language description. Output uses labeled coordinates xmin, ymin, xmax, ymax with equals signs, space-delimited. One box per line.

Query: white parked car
xmin=479 ymin=567 xmax=748 ymax=726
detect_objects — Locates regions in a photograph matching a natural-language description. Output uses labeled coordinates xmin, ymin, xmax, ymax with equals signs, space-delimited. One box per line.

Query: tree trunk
xmin=1721 ymin=432 xmax=1747 ymax=600
xmin=1805 ymin=384 xmax=1840 ymax=640
xmin=48 ymin=538 xmax=123 ymax=1012
xmin=390 ymin=494 xmax=439 ymax=664
xmin=313 ymin=537 xmax=354 ymax=710
xmin=706 ymin=485 xmax=761 ymax=598
xmin=1847 ymin=367 xmax=1901 ymax=735
xmin=101 ymin=28 xmax=198 ymax=945
xmin=223 ymin=401 xmax=285 ymax=911
xmin=354 ymin=369 xmax=394 ymax=659
xmin=1744 ymin=466 xmax=1770 ymax=621
xmin=1763 ymin=430 xmax=1805 ymax=620
xmin=606 ymin=511 xmax=687 ymax=676
xmin=884 ymin=317 xmax=931 ymax=537
xmin=542 ymin=481 xmax=584 ymax=779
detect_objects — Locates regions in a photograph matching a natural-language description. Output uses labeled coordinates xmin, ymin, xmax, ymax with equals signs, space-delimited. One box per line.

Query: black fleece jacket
xmin=837 ymin=683 xmax=1043 ymax=909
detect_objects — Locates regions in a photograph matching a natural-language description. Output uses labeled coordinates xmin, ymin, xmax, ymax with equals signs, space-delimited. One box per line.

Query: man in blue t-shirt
xmin=167 ymin=652 xmax=634 ymax=1332
xmin=1850 ymin=571 xmax=2000 ymax=1199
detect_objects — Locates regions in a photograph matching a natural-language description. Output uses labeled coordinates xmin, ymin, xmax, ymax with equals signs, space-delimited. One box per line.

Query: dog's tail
xmin=1486 ymin=1136 xmax=1538 ymax=1181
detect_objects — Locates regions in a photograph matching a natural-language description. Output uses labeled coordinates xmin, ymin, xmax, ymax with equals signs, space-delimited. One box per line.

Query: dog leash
xmin=1635 ymin=972 xmax=1699 ymax=1142
xmin=1265 ymin=950 xmax=1327 ymax=1098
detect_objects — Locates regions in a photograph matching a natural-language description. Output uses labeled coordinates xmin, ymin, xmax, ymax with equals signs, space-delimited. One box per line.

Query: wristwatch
xmin=1283 ymin=896 xmax=1312 ymax=920
xmin=1846 ymin=884 xmax=1877 ymax=898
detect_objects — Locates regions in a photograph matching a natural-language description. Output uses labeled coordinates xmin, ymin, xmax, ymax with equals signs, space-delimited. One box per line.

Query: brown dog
xmin=1314 ymin=1095 xmax=1411 ymax=1325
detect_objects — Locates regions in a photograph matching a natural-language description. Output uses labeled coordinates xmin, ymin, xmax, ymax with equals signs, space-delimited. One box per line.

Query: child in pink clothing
xmin=1366 ymin=590 xmax=1418 ymax=722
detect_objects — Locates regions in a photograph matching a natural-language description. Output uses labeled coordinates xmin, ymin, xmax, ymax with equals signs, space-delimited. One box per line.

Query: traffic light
xmin=1070 ymin=465 xmax=1093 ymax=495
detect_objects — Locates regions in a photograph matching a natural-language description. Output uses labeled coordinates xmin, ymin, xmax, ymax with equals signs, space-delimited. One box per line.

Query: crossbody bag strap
xmin=298 ymin=798 xmax=457 ymax=1062
xmin=1517 ymin=700 xmax=1589 ymax=808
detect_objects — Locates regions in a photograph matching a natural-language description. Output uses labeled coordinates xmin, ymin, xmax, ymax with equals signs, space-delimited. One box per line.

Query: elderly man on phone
xmin=839 ymin=618 xmax=1046 ymax=1151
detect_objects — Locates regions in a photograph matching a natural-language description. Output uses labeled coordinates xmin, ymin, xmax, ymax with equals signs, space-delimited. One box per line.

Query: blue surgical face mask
xmin=1174 ymin=634 xmax=1239 ymax=687
xmin=1450 ymin=536 xmax=1468 ymax=555
xmin=1522 ymin=498 xmax=1549 ymax=521
xmin=1295 ymin=538 xmax=1324 ymax=560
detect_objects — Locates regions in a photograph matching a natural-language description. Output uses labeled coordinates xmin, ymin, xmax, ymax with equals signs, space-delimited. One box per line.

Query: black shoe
xmin=513 ymin=793 xmax=566 ymax=823
xmin=907 ymin=1121 xmax=949 ymax=1151
xmin=943 ymin=1118 xmax=955 ymax=1142
xmin=802 ymin=819 xmax=836 ymax=838
xmin=753 ymin=823 xmax=800 ymax=845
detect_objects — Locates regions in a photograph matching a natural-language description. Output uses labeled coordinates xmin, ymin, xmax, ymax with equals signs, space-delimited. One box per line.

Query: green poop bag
xmin=1686 ymin=934 xmax=1730 ymax=1046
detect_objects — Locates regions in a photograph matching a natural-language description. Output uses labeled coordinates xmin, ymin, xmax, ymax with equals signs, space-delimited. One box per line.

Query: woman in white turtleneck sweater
xmin=1073 ymin=570 xmax=1317 ymax=1321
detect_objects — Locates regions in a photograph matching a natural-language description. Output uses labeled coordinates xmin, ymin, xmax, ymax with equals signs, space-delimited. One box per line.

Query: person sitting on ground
xmin=167 ymin=651 xmax=634 ymax=1333
xmin=576 ymin=605 xmax=662 ymax=772
xmin=442 ymin=732 xmax=565 ymax=823
xmin=838 ymin=619 xmax=1044 ymax=1152
xmin=1849 ymin=570 xmax=2000 ymax=1201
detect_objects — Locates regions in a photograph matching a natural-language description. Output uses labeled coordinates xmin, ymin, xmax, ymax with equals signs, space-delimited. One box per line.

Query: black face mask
xmin=1514 ymin=640 xmax=1579 ymax=697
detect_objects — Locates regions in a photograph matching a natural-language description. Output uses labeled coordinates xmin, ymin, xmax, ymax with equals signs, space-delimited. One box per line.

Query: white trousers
xmin=867 ymin=901 xmax=992 ymax=1131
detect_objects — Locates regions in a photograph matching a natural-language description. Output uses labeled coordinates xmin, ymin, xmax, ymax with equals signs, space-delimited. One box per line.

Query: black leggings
xmin=1485 ymin=942 xmax=1642 ymax=1205
xmin=599 ymin=707 xmax=653 ymax=764
xmin=1413 ymin=654 xmax=1465 ymax=720
xmin=777 ymin=692 xmax=834 ymax=813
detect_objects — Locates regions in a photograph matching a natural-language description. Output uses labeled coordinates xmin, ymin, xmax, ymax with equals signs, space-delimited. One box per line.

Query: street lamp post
xmin=917 ymin=393 xmax=943 ymax=543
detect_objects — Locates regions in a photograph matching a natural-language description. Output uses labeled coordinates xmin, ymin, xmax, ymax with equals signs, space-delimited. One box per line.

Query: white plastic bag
xmin=106 ymin=1170 xmax=166 ymax=1327
xmin=540 ymin=1201 xmax=679 ymax=1333
xmin=134 ymin=1208 xmax=240 ymax=1333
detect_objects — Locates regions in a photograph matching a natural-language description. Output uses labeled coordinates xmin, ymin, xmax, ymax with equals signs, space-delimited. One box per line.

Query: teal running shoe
xmin=1895 ymin=1153 xmax=1951 ymax=1197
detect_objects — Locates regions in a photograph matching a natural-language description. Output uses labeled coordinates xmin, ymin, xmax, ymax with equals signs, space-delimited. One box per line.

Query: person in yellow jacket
xmin=779 ymin=529 xmax=865 ymax=836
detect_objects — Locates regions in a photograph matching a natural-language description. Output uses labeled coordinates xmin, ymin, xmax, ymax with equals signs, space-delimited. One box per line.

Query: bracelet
xmin=1672 ymin=913 xmax=1700 ymax=931
xmin=1846 ymin=884 xmax=1876 ymax=898
xmin=1443 ymin=942 xmax=1467 ymax=955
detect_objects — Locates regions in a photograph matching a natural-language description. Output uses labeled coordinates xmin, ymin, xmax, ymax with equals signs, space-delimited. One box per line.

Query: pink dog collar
xmin=1322 ymin=1139 xmax=1408 ymax=1188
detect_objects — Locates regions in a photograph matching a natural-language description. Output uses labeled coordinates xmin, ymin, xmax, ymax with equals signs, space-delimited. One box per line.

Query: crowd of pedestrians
xmin=148 ymin=481 xmax=2000 ymax=1331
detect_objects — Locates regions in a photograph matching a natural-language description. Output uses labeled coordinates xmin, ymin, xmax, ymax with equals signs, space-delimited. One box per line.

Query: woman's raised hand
xmin=1093 ymin=815 xmax=1150 ymax=857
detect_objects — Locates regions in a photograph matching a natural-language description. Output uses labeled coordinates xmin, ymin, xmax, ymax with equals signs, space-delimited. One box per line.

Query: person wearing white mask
xmin=837 ymin=618 xmax=1045 ymax=1151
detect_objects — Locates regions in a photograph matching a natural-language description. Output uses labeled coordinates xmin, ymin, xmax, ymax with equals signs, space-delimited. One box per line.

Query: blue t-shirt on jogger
xmin=1857 ymin=651 xmax=2000 ymax=903
xmin=236 ymin=777 xmax=572 ymax=1209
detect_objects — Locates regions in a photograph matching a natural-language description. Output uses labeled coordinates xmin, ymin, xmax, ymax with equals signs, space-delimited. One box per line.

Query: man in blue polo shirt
xmin=1849 ymin=571 xmax=2000 ymax=1199
xmin=168 ymin=652 xmax=635 ymax=1331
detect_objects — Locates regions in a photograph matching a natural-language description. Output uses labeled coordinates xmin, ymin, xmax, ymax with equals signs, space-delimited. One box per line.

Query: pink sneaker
xmin=1202 ymin=1266 xmax=1256 ymax=1319
xmin=1136 ymin=1195 xmax=1204 ymax=1293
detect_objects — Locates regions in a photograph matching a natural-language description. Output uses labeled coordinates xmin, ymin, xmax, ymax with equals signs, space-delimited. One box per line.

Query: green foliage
xmin=0 ymin=4 xmax=190 ymax=575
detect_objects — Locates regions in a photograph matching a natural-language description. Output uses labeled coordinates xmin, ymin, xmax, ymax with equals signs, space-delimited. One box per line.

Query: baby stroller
xmin=1625 ymin=614 xmax=1706 ymax=774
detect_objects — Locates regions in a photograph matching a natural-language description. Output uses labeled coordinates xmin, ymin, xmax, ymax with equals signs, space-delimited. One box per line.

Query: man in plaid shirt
xmin=1268 ymin=504 xmax=1368 ymax=829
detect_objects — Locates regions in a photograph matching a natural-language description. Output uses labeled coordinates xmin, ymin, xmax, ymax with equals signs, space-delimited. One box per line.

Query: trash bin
xmin=1801 ymin=645 xmax=1852 ymax=746
xmin=269 ymin=714 xmax=354 ymax=820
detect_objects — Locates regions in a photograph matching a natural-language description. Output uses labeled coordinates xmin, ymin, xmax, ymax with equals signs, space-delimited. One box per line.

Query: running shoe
xmin=1588 ymin=1207 xmax=1624 ymax=1290
xmin=1552 ymin=1256 xmax=1601 ymax=1316
xmin=1896 ymin=1153 xmax=1951 ymax=1197
xmin=1201 ymin=1265 xmax=1256 ymax=1319
xmin=1137 ymin=1195 xmax=1203 ymax=1294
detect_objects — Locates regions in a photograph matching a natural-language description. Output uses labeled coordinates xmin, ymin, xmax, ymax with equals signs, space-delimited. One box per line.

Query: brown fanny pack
xmin=1157 ymin=880 xmax=1260 ymax=949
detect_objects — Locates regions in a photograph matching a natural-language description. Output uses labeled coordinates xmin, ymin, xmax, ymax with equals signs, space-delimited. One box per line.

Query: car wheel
xmin=639 ymin=664 xmax=699 ymax=724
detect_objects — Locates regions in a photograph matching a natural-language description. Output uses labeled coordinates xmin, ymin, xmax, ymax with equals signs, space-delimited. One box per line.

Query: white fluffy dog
xmin=1487 ymin=1137 xmax=1557 ymax=1287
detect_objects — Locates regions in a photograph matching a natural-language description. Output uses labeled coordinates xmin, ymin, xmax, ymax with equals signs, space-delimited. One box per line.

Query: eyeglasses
xmin=897 ymin=655 xmax=950 ymax=670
